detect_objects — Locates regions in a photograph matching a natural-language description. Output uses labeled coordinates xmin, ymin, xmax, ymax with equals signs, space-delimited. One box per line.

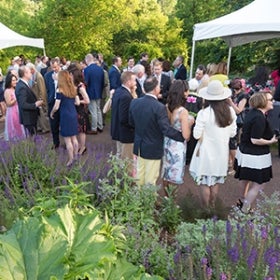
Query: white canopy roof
xmin=0 ymin=22 xmax=44 ymax=51
xmin=190 ymin=0 xmax=280 ymax=77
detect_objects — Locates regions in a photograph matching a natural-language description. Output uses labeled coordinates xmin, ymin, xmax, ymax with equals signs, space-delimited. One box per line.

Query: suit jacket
xmin=158 ymin=74 xmax=171 ymax=104
xmin=84 ymin=63 xmax=104 ymax=100
xmin=175 ymin=64 xmax=187 ymax=80
xmin=129 ymin=94 xmax=184 ymax=159
xmin=32 ymin=71 xmax=47 ymax=104
xmin=109 ymin=66 xmax=121 ymax=90
xmin=111 ymin=86 xmax=134 ymax=143
xmin=15 ymin=79 xmax=39 ymax=126
xmin=44 ymin=70 xmax=56 ymax=106
xmin=136 ymin=79 xmax=144 ymax=98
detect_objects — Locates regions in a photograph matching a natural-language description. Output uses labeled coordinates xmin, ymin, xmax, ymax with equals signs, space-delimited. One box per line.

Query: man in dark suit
xmin=153 ymin=60 xmax=171 ymax=104
xmin=16 ymin=66 xmax=43 ymax=136
xmin=84 ymin=53 xmax=105 ymax=134
xmin=129 ymin=76 xmax=184 ymax=186
xmin=111 ymin=71 xmax=137 ymax=172
xmin=173 ymin=55 xmax=187 ymax=80
xmin=44 ymin=57 xmax=61 ymax=148
xmin=132 ymin=64 xmax=145 ymax=98
xmin=108 ymin=56 xmax=122 ymax=93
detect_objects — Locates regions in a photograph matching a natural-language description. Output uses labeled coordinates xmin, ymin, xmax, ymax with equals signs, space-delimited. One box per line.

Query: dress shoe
xmin=87 ymin=130 xmax=97 ymax=135
xmin=78 ymin=147 xmax=87 ymax=155
xmin=97 ymin=128 xmax=103 ymax=133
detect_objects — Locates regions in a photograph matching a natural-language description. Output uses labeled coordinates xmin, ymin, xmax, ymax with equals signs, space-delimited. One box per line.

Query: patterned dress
xmin=161 ymin=107 xmax=186 ymax=184
xmin=76 ymin=83 xmax=89 ymax=133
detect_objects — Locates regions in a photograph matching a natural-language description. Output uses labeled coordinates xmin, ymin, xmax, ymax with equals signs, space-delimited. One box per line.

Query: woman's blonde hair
xmin=249 ymin=92 xmax=269 ymax=109
xmin=57 ymin=70 xmax=76 ymax=98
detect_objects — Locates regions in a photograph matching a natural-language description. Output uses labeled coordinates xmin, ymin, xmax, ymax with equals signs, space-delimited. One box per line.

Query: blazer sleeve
xmin=119 ymin=94 xmax=133 ymax=128
xmin=129 ymin=100 xmax=135 ymax=128
xmin=109 ymin=69 xmax=119 ymax=90
xmin=17 ymin=86 xmax=37 ymax=111
xmin=157 ymin=104 xmax=184 ymax=142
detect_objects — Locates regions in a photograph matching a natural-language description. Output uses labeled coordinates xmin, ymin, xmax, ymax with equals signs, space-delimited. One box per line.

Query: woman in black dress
xmin=68 ymin=65 xmax=90 ymax=155
xmin=234 ymin=91 xmax=278 ymax=213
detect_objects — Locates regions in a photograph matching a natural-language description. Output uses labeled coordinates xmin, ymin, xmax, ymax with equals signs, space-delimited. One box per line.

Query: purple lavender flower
xmin=264 ymin=246 xmax=280 ymax=276
xmin=242 ymin=239 xmax=248 ymax=256
xmin=173 ymin=250 xmax=181 ymax=264
xmin=201 ymin=257 xmax=208 ymax=266
xmin=220 ymin=272 xmax=227 ymax=280
xmin=184 ymin=245 xmax=192 ymax=254
xmin=206 ymin=267 xmax=213 ymax=279
xmin=261 ymin=226 xmax=268 ymax=240
xmin=226 ymin=220 xmax=232 ymax=235
xmin=247 ymin=248 xmax=258 ymax=270
xmin=227 ymin=244 xmax=239 ymax=263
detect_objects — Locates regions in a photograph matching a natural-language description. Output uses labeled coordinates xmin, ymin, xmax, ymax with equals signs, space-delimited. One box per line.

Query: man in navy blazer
xmin=173 ymin=55 xmax=187 ymax=81
xmin=129 ymin=76 xmax=184 ymax=186
xmin=44 ymin=57 xmax=61 ymax=148
xmin=84 ymin=53 xmax=104 ymax=134
xmin=109 ymin=56 xmax=122 ymax=93
xmin=111 ymin=71 xmax=137 ymax=171
xmin=16 ymin=66 xmax=43 ymax=136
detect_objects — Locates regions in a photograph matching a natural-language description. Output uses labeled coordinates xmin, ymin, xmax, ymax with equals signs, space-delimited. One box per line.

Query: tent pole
xmin=227 ymin=47 xmax=232 ymax=76
xmin=189 ymin=40 xmax=196 ymax=79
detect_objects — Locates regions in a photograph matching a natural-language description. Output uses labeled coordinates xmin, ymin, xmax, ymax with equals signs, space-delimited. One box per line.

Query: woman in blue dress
xmin=50 ymin=70 xmax=80 ymax=166
xmin=161 ymin=80 xmax=193 ymax=191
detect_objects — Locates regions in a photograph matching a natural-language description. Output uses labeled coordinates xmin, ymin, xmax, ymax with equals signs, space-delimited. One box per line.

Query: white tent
xmin=0 ymin=22 xmax=45 ymax=53
xmin=190 ymin=0 xmax=280 ymax=78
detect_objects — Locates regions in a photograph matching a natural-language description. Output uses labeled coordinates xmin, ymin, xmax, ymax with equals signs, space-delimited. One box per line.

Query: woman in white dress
xmin=189 ymin=80 xmax=237 ymax=208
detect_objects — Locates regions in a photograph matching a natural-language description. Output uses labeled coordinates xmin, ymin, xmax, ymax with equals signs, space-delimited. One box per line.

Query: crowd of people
xmin=0 ymin=52 xmax=279 ymax=214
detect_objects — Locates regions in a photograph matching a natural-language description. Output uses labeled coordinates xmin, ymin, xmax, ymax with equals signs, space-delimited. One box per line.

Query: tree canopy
xmin=0 ymin=0 xmax=279 ymax=75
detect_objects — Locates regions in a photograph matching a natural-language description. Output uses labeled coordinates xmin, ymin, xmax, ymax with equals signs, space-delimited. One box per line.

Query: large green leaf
xmin=0 ymin=217 xmax=67 ymax=279
xmin=0 ymin=204 xmax=162 ymax=279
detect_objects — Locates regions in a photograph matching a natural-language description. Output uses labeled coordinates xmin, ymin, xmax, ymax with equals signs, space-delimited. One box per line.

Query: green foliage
xmin=97 ymin=154 xmax=158 ymax=231
xmin=0 ymin=137 xmax=108 ymax=227
xmin=159 ymin=186 xmax=182 ymax=233
xmin=0 ymin=204 xmax=162 ymax=279
xmin=175 ymin=0 xmax=280 ymax=73
xmin=2 ymin=139 xmax=280 ymax=279
xmin=173 ymin=193 xmax=280 ymax=279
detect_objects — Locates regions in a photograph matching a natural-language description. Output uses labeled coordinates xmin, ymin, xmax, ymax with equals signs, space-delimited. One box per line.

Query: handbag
xmin=103 ymin=98 xmax=112 ymax=114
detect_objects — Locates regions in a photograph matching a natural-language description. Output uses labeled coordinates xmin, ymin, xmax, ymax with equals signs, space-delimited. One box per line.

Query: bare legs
xmin=228 ymin=149 xmax=236 ymax=174
xmin=78 ymin=132 xmax=87 ymax=155
xmin=199 ymin=184 xmax=219 ymax=208
xmin=64 ymin=135 xmax=79 ymax=166
xmin=241 ymin=181 xmax=265 ymax=213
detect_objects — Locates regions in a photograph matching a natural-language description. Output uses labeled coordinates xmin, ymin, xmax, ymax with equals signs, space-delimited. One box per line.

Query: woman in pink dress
xmin=4 ymin=74 xmax=25 ymax=141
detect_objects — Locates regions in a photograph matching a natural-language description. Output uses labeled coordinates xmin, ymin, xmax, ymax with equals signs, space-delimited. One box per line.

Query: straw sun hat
xmin=199 ymin=80 xmax=231 ymax=100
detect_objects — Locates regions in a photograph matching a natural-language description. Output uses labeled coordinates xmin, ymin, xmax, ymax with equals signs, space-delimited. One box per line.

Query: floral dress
xmin=161 ymin=107 xmax=186 ymax=184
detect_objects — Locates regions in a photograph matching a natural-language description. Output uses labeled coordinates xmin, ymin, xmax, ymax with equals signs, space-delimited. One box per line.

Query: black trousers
xmin=24 ymin=125 xmax=37 ymax=137
xmin=48 ymin=102 xmax=60 ymax=147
